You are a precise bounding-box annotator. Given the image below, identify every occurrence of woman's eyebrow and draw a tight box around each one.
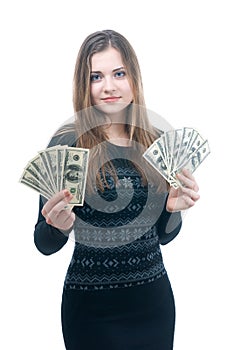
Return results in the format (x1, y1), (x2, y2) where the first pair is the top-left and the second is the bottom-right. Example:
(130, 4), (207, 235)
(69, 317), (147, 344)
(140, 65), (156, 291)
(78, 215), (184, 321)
(113, 66), (125, 72)
(91, 66), (125, 74)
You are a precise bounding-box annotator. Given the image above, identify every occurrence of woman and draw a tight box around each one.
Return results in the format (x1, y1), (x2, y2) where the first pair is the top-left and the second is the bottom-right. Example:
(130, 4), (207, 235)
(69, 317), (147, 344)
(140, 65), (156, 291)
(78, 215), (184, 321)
(34, 30), (200, 349)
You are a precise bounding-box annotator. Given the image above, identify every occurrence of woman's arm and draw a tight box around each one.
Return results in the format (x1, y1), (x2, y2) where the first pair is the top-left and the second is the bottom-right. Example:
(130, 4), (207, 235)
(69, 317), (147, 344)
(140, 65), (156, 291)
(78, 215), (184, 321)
(34, 127), (77, 255)
(34, 196), (70, 255)
(157, 199), (182, 245)
(158, 168), (200, 245)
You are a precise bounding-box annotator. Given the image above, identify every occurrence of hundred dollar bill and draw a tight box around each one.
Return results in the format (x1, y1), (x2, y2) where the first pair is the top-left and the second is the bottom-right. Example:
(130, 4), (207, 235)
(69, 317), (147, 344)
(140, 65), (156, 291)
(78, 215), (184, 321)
(176, 139), (210, 174)
(143, 141), (180, 188)
(62, 147), (89, 206)
(38, 147), (59, 193)
(25, 156), (54, 195)
(57, 145), (67, 191)
(143, 141), (172, 183)
(37, 150), (57, 193)
(171, 128), (182, 172)
(174, 127), (194, 171)
(44, 147), (59, 192)
(19, 169), (52, 199)
(164, 129), (176, 175)
(143, 127), (210, 189)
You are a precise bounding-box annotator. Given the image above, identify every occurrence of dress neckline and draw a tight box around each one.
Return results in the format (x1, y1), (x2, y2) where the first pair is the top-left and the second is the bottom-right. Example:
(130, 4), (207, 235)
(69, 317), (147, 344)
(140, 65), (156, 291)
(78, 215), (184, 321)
(106, 140), (133, 149)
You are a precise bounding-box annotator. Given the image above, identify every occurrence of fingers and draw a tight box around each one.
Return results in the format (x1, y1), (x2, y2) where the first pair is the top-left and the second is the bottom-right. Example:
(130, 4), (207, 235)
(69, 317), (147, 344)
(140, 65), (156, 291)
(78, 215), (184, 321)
(177, 168), (200, 207)
(177, 168), (199, 192)
(42, 189), (73, 215)
(41, 190), (75, 230)
(44, 204), (73, 226)
(56, 210), (75, 231)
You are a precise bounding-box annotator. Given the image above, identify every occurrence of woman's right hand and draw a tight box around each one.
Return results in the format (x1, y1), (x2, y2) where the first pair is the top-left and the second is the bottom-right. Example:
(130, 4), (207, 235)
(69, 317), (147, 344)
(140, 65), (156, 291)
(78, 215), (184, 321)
(41, 190), (75, 231)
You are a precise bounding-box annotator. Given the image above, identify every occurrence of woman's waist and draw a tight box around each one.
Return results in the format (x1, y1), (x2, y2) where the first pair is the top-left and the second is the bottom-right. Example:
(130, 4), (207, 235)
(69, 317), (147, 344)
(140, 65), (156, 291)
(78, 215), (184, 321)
(64, 238), (165, 290)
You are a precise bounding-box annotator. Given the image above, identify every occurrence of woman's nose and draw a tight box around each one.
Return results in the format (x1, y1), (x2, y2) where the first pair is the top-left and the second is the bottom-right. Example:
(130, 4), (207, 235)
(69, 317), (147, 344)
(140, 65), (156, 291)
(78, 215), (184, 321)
(103, 76), (116, 92)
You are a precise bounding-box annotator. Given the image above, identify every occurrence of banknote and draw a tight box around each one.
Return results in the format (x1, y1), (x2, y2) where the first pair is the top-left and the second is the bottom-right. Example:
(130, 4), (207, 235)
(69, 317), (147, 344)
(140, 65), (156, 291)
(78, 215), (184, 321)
(143, 141), (169, 181)
(19, 145), (89, 206)
(143, 127), (210, 188)
(62, 147), (89, 206)
(20, 170), (52, 199)
(177, 139), (210, 173)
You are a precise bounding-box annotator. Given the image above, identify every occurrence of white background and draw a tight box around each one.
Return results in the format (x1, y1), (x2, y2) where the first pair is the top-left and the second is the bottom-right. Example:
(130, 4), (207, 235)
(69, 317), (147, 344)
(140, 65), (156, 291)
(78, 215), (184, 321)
(0, 0), (233, 349)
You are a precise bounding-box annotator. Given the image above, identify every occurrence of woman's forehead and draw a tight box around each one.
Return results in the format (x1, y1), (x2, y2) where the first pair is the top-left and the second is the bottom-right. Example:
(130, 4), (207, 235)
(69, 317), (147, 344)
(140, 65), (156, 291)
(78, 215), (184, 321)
(91, 47), (124, 71)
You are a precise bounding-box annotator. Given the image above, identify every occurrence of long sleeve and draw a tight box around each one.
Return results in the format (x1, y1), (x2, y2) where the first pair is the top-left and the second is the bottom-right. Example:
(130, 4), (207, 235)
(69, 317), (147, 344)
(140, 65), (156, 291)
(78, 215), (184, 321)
(157, 196), (182, 245)
(33, 128), (76, 255)
(34, 197), (69, 255)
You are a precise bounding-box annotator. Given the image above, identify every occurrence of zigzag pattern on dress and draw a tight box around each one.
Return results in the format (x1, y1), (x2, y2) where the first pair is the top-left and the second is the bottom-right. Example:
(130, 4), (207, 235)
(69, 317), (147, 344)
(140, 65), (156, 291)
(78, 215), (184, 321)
(65, 271), (167, 291)
(65, 262), (165, 284)
(72, 160), (166, 246)
(65, 157), (168, 290)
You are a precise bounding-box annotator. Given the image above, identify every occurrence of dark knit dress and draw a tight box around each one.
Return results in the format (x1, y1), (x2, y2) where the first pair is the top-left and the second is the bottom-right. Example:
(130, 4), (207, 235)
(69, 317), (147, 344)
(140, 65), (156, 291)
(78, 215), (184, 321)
(34, 139), (182, 350)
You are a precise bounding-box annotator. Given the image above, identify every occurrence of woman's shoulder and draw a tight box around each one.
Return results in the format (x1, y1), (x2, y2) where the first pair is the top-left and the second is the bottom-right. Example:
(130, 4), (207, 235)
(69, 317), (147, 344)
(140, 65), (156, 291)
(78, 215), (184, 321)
(48, 123), (77, 148)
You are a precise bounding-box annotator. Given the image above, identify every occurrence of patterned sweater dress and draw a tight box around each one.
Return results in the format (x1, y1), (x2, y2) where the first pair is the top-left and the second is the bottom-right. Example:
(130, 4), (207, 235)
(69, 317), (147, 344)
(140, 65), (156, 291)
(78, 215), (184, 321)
(34, 137), (182, 350)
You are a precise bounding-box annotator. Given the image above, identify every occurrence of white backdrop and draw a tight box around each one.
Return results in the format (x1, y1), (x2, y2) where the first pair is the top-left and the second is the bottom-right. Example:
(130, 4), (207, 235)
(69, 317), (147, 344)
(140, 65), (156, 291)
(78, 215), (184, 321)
(1, 0), (233, 349)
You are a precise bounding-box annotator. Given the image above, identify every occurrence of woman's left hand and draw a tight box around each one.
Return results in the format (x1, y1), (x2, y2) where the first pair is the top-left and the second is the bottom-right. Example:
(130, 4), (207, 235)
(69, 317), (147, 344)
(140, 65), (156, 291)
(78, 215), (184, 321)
(166, 168), (200, 212)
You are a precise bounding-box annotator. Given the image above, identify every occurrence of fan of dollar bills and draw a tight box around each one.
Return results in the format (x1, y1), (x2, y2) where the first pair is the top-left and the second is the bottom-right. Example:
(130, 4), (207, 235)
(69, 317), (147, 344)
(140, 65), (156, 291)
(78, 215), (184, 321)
(143, 127), (210, 188)
(19, 145), (89, 206)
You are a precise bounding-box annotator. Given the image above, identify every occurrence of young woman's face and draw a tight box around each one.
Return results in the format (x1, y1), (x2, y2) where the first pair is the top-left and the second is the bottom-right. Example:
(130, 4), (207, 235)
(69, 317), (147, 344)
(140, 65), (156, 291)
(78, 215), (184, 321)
(90, 46), (133, 117)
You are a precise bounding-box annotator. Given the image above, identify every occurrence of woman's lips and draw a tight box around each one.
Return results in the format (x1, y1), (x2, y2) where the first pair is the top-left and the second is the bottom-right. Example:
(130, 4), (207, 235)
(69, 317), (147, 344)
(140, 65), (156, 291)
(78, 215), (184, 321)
(101, 97), (121, 103)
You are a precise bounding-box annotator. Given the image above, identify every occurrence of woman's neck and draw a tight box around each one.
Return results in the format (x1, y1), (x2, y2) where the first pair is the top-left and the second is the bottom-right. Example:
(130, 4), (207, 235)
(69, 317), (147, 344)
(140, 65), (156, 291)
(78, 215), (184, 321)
(105, 122), (130, 146)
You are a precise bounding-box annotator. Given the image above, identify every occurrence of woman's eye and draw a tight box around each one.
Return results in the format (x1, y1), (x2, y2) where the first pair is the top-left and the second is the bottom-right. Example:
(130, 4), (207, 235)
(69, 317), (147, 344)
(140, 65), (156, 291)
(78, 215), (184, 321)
(90, 74), (101, 82)
(114, 70), (126, 78)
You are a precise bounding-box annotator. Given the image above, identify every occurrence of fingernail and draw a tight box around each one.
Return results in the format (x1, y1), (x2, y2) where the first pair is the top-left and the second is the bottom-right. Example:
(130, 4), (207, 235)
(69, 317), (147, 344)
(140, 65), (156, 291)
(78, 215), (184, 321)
(63, 189), (70, 197)
(65, 193), (73, 202)
(41, 209), (46, 216)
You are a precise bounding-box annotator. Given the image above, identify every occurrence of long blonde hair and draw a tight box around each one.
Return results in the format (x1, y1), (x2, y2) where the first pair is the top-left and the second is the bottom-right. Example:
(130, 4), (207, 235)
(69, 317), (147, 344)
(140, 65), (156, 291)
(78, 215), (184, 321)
(57, 30), (166, 191)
